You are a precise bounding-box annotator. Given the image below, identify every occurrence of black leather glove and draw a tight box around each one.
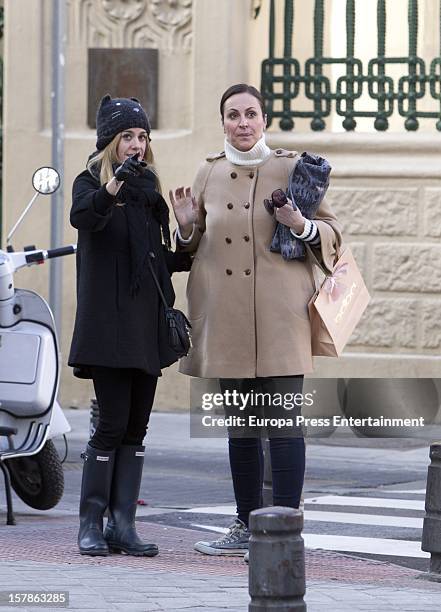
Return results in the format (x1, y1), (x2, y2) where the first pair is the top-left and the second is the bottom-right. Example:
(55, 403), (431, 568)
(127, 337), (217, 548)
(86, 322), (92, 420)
(272, 189), (289, 208)
(114, 153), (147, 181)
(264, 189), (297, 215)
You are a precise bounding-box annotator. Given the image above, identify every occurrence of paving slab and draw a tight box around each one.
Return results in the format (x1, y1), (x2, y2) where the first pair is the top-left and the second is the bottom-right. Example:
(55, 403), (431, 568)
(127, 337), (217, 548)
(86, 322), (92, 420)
(2, 408), (441, 610)
(1, 514), (441, 611)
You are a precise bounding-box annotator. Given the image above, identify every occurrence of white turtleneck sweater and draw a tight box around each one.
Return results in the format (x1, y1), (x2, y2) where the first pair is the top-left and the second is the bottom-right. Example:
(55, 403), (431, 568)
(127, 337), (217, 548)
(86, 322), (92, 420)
(224, 135), (271, 166)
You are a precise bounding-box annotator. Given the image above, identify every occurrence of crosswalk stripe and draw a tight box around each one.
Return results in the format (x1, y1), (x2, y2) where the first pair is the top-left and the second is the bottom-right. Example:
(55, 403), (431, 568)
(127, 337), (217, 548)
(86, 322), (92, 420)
(184, 505), (423, 528)
(187, 493), (428, 559)
(183, 505), (235, 515)
(305, 495), (425, 511)
(192, 525), (429, 559)
(381, 489), (425, 494)
(304, 534), (429, 558)
(305, 510), (422, 528)
(192, 524), (230, 534)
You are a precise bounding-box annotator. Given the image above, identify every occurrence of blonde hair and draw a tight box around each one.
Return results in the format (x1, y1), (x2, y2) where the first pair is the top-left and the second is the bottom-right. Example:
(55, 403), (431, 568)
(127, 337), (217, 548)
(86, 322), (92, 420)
(87, 132), (162, 193)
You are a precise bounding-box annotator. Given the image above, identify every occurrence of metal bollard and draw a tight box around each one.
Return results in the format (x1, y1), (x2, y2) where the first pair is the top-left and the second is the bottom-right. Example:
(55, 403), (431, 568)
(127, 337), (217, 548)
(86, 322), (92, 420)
(421, 442), (441, 582)
(248, 506), (306, 611)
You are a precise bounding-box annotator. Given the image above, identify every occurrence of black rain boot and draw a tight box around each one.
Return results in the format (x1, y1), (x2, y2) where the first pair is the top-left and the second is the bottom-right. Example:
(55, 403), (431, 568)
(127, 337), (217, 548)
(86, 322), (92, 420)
(104, 445), (158, 557)
(78, 444), (115, 556)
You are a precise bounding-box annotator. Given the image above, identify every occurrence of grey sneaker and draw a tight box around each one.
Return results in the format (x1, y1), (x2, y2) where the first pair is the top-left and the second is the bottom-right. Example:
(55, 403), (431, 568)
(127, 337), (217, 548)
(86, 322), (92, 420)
(194, 519), (250, 556)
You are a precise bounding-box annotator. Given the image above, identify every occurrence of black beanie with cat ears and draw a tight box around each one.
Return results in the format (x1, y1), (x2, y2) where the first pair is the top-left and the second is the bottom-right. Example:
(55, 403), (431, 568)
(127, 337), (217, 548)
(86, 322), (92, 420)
(95, 94), (151, 151)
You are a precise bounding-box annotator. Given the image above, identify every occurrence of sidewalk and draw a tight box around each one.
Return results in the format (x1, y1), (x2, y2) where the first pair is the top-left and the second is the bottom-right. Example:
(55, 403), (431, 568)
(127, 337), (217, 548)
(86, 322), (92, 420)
(0, 409), (440, 611)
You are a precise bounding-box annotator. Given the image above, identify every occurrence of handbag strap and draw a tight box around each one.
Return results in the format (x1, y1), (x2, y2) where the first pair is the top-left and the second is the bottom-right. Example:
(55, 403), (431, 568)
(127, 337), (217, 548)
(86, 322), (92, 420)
(147, 252), (170, 309)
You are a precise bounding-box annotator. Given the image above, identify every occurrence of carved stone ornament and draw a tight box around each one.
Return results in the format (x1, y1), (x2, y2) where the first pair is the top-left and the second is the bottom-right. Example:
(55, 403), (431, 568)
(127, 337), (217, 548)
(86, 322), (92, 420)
(66, 0), (193, 52)
(150, 0), (192, 29)
(101, 0), (147, 21)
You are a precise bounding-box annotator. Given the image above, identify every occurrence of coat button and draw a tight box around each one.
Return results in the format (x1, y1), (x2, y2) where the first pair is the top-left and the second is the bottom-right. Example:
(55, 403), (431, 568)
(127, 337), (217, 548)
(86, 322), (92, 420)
(248, 172), (254, 178)
(227, 202), (233, 209)
(243, 235), (250, 242)
(230, 172), (237, 179)
(225, 237), (232, 244)
(244, 202), (250, 209)
(245, 269), (251, 276)
(226, 269), (232, 275)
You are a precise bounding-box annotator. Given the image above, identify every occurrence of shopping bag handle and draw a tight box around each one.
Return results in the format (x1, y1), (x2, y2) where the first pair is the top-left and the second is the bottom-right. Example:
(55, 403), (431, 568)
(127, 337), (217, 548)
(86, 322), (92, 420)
(306, 239), (343, 274)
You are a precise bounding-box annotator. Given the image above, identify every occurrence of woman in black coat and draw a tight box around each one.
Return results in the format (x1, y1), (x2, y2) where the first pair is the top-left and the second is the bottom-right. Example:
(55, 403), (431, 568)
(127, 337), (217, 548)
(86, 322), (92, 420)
(69, 94), (189, 557)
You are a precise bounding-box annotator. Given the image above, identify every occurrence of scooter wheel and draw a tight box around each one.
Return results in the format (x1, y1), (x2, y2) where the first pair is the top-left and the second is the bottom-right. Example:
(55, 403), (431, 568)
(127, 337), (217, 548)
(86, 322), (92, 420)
(5, 440), (64, 510)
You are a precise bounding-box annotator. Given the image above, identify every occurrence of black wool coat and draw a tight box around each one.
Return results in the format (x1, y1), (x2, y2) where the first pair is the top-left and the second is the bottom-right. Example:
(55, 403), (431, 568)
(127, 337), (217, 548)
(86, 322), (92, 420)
(68, 168), (182, 378)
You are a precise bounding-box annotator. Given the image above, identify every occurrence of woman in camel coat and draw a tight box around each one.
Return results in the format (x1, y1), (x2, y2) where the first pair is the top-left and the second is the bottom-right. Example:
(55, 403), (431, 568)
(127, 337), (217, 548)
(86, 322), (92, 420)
(170, 83), (341, 557)
(178, 150), (339, 379)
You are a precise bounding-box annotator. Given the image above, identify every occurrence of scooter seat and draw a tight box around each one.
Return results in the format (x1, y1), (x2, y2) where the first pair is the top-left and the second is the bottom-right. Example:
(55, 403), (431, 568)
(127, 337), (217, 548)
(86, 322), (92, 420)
(0, 426), (18, 437)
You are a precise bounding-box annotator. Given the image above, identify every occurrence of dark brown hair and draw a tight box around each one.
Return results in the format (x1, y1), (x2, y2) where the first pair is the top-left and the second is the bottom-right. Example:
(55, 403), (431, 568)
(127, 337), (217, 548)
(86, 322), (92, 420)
(220, 83), (265, 121)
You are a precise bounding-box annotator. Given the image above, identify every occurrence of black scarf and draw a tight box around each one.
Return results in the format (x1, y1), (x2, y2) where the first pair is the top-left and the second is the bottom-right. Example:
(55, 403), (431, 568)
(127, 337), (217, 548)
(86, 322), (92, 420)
(87, 156), (171, 296)
(118, 169), (171, 296)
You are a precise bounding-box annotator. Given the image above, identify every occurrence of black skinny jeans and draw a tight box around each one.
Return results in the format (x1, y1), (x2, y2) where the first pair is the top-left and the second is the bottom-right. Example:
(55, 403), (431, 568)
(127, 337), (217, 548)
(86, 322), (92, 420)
(89, 366), (158, 451)
(219, 376), (305, 527)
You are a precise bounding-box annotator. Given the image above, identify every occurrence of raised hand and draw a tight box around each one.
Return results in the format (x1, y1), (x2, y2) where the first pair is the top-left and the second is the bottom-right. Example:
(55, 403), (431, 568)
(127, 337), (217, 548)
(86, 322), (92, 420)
(169, 186), (198, 237)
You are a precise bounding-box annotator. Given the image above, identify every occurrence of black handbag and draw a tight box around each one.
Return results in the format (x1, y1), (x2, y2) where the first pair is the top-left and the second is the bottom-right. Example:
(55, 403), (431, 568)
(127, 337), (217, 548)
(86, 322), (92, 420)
(147, 253), (192, 365)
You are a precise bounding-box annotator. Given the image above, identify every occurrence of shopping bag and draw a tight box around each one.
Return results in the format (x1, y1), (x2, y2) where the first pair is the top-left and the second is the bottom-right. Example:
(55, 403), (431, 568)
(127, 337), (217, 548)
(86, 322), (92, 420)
(308, 246), (370, 356)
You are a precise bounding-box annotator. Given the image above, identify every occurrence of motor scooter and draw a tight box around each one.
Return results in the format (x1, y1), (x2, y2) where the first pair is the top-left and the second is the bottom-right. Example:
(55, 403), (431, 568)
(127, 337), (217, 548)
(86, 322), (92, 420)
(0, 166), (76, 525)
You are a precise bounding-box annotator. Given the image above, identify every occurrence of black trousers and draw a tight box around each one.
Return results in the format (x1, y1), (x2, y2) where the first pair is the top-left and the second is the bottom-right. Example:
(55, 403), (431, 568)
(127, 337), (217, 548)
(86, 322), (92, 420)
(219, 376), (306, 527)
(89, 366), (158, 451)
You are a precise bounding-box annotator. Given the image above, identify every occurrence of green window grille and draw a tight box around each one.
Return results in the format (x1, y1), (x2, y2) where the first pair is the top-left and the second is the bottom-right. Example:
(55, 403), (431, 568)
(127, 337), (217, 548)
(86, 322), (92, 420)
(261, 0), (441, 131)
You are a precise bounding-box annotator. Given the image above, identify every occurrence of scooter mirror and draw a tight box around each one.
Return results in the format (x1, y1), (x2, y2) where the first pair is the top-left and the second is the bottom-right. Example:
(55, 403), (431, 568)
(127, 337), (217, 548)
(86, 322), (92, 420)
(32, 167), (60, 195)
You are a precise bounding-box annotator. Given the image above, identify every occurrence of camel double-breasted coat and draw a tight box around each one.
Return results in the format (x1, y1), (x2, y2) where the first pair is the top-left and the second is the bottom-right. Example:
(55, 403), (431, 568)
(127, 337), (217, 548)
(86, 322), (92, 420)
(178, 148), (342, 378)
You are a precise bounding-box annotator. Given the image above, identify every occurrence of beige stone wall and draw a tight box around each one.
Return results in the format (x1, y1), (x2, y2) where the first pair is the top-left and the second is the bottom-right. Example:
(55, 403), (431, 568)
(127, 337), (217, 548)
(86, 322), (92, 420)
(2, 1), (440, 412)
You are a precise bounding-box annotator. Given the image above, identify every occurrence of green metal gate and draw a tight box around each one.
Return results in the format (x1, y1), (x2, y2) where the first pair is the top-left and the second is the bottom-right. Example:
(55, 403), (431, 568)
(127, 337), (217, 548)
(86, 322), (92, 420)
(261, 0), (441, 131)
